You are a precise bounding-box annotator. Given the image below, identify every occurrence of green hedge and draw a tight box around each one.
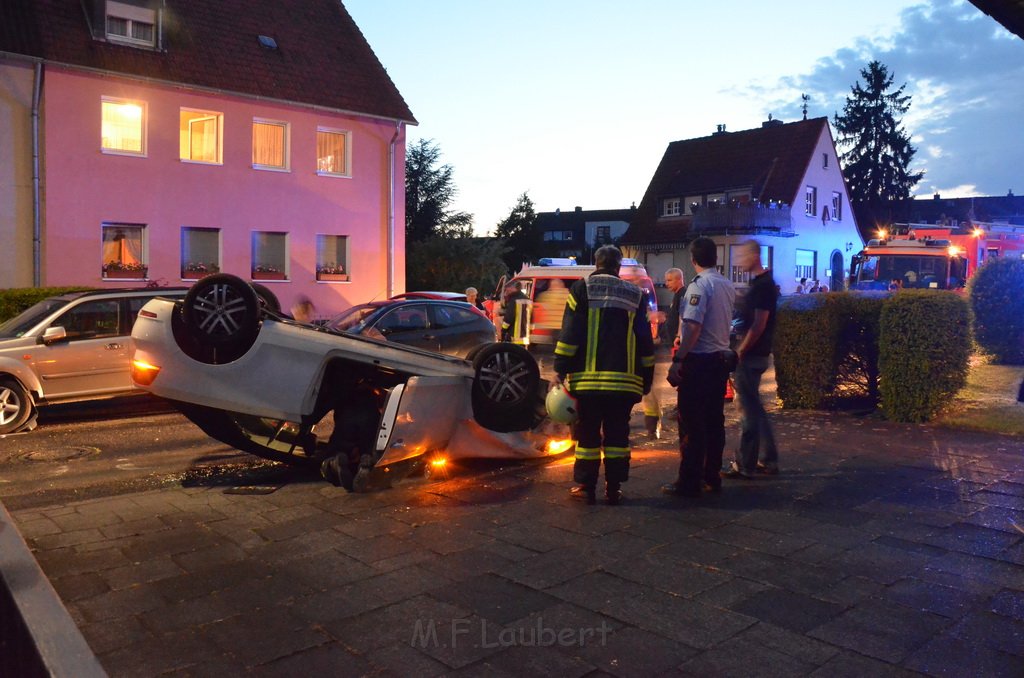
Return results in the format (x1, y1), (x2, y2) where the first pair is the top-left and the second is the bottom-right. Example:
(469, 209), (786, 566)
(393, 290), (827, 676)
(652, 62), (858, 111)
(773, 293), (843, 408)
(878, 290), (971, 423)
(775, 290), (970, 422)
(0, 287), (93, 323)
(968, 257), (1024, 364)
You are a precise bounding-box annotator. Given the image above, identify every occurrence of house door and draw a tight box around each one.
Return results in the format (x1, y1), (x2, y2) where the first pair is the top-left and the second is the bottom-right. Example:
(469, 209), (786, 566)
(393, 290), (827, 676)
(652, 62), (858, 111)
(830, 251), (844, 291)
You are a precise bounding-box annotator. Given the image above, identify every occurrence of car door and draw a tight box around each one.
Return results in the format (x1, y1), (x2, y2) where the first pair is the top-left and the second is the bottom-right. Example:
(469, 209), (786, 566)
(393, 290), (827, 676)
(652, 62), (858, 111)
(428, 302), (488, 358)
(32, 298), (128, 399)
(372, 304), (440, 353)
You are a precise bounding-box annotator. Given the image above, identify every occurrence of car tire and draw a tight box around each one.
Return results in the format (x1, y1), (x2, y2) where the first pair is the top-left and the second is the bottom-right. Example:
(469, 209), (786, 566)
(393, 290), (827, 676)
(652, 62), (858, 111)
(251, 283), (281, 314)
(470, 343), (543, 432)
(182, 274), (261, 351)
(0, 377), (33, 435)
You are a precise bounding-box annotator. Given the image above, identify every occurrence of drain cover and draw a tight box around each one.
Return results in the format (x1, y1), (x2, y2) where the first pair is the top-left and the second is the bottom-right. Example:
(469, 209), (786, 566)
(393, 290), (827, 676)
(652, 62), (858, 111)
(21, 446), (101, 462)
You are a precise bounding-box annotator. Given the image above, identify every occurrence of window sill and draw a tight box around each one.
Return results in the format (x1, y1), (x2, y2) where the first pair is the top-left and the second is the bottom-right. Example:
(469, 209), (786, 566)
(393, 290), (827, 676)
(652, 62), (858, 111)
(252, 165), (291, 173)
(180, 158), (223, 166)
(101, 149), (147, 158)
(316, 171), (352, 179)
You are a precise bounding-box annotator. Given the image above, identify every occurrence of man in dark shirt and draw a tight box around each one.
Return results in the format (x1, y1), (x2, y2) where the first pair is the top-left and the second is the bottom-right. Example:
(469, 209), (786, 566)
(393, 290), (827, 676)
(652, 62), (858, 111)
(663, 268), (685, 347)
(724, 239), (780, 478)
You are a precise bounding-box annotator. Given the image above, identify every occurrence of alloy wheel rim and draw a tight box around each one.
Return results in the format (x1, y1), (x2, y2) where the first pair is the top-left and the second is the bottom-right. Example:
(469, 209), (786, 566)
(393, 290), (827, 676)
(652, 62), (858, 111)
(191, 283), (249, 337)
(0, 387), (21, 426)
(478, 352), (531, 403)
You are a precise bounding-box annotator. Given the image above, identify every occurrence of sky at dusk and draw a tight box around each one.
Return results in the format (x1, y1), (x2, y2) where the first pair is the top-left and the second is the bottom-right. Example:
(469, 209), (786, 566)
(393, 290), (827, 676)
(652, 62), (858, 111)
(345, 0), (1024, 234)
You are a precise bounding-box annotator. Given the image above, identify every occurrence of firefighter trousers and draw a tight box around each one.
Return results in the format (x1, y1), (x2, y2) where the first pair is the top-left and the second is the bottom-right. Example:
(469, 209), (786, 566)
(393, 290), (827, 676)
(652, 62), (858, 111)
(572, 393), (637, 488)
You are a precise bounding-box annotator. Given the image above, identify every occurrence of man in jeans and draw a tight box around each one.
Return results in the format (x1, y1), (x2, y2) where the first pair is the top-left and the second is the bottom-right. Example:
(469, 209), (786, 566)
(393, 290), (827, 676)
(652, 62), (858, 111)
(724, 239), (779, 478)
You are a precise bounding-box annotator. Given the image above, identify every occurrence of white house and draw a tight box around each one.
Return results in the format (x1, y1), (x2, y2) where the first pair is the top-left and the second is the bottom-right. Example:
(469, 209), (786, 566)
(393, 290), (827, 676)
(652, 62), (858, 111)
(620, 117), (863, 301)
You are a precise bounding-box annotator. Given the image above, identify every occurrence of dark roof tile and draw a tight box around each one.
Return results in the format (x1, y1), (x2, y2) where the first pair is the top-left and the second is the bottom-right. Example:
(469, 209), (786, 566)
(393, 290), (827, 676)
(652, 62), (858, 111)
(0, 0), (415, 123)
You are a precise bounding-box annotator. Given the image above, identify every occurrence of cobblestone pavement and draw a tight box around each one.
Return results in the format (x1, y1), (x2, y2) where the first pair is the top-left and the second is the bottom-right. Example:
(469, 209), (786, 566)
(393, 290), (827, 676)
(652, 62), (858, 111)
(9, 356), (1024, 677)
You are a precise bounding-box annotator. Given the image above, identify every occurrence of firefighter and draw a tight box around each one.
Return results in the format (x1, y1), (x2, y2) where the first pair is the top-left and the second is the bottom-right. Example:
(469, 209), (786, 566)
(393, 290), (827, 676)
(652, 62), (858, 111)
(500, 281), (528, 342)
(554, 245), (655, 505)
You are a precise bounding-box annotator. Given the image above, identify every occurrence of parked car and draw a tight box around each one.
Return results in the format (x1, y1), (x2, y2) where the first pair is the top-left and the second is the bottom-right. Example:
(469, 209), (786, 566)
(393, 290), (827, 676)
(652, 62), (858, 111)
(389, 291), (468, 302)
(327, 299), (494, 358)
(129, 275), (557, 490)
(0, 287), (187, 434)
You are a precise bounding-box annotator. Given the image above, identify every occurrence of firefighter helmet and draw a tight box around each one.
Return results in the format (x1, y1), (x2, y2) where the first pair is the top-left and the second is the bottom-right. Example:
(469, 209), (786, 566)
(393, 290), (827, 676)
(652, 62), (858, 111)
(545, 383), (579, 425)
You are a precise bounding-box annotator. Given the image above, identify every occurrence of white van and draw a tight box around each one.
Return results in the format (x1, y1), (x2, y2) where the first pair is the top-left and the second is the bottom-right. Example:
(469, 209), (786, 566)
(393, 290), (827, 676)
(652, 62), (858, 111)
(503, 258), (659, 347)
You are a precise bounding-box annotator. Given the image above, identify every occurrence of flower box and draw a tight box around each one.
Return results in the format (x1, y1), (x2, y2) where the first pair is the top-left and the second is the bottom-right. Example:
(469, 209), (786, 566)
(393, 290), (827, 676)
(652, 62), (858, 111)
(103, 268), (148, 279)
(317, 273), (349, 282)
(181, 269), (217, 280)
(252, 271), (287, 281)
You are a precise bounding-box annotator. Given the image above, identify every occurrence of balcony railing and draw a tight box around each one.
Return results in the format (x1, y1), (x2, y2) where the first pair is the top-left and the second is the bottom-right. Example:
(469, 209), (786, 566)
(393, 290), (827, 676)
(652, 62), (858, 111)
(691, 203), (793, 234)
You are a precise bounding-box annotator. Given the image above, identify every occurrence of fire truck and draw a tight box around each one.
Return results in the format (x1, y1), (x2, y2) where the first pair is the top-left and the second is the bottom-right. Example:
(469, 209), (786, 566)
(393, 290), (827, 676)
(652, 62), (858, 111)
(849, 222), (1024, 291)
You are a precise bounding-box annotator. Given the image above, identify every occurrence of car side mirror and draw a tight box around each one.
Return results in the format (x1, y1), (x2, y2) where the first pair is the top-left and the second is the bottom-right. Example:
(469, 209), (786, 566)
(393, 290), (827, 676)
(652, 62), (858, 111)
(41, 326), (68, 345)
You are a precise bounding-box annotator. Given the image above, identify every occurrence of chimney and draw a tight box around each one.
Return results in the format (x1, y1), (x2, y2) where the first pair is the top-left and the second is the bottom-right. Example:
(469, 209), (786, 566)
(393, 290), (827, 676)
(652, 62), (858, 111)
(933, 193), (941, 200)
(575, 206), (582, 212)
(713, 124), (728, 135)
(762, 114), (783, 128)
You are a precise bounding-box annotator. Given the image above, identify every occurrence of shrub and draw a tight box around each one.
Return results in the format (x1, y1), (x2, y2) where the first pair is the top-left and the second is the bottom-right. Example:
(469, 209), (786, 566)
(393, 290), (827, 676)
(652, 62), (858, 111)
(0, 287), (93, 323)
(773, 293), (843, 408)
(968, 257), (1024, 364)
(832, 292), (886, 402)
(879, 290), (971, 422)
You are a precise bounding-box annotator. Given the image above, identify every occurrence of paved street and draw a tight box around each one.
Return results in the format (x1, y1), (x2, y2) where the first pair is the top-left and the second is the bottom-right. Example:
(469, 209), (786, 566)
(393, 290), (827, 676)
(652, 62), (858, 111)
(7, 357), (1024, 677)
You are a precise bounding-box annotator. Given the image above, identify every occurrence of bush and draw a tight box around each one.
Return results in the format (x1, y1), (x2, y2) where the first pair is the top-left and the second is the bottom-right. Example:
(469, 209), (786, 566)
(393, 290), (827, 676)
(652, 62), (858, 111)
(0, 287), (93, 323)
(773, 293), (843, 408)
(879, 290), (971, 422)
(968, 257), (1024, 364)
(832, 292), (886, 402)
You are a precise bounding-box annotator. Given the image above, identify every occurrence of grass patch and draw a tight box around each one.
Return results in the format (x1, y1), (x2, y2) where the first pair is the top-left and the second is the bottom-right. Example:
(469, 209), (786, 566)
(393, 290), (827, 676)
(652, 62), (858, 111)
(934, 356), (1024, 436)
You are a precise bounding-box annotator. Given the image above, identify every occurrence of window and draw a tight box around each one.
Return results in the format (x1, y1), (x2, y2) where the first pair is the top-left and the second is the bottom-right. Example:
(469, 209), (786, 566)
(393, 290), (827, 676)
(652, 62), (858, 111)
(101, 223), (147, 279)
(715, 244), (726, 274)
(684, 195), (702, 215)
(101, 98), (146, 155)
(596, 225), (611, 243)
(662, 198), (681, 217)
(707, 193), (726, 207)
(823, 152), (829, 169)
(180, 109), (223, 164)
(805, 186), (817, 216)
(252, 119), (289, 170)
(251, 232), (288, 280)
(56, 300), (121, 341)
(316, 234), (349, 281)
(105, 1), (155, 47)
(378, 305), (429, 334)
(316, 129), (350, 176)
(431, 304), (478, 329)
(795, 249), (817, 281)
(831, 192), (842, 221)
(729, 244), (772, 284)
(181, 227), (221, 279)
(561, 231), (573, 241)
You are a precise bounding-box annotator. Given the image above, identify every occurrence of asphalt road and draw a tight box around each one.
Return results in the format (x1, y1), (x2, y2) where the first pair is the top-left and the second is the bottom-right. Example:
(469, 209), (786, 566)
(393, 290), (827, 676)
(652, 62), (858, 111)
(0, 395), (289, 511)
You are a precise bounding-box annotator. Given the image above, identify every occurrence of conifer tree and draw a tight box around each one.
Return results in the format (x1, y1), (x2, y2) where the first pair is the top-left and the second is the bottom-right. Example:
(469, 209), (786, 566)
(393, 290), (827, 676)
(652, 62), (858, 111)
(833, 61), (924, 208)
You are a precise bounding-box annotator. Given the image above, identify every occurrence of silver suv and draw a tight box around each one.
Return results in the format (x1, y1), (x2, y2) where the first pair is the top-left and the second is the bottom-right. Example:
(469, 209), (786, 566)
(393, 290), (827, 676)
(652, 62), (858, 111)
(0, 287), (186, 434)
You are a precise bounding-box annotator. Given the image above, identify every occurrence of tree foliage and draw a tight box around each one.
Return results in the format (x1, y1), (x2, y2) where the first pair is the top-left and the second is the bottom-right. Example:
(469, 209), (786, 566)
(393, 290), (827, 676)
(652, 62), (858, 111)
(405, 236), (509, 296)
(493, 192), (542, 272)
(405, 139), (473, 243)
(968, 257), (1024, 364)
(833, 61), (924, 208)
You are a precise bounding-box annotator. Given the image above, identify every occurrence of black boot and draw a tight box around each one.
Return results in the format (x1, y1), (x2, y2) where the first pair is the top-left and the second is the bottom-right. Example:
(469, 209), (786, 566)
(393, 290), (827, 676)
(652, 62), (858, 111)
(606, 482), (622, 506)
(569, 485), (596, 505)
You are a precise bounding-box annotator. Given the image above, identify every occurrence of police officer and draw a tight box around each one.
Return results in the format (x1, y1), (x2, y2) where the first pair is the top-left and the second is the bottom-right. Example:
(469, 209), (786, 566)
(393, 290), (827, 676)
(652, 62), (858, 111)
(555, 245), (655, 505)
(663, 236), (736, 497)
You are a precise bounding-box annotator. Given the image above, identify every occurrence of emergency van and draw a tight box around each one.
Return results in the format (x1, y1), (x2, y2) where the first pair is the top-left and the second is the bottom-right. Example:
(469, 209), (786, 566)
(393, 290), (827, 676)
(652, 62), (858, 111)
(499, 258), (659, 347)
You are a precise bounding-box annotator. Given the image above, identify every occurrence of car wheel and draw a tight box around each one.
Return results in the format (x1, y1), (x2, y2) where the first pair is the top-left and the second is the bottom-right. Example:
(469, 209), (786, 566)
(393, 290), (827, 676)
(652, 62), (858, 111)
(470, 343), (543, 432)
(251, 283), (281, 314)
(182, 274), (261, 350)
(0, 378), (33, 435)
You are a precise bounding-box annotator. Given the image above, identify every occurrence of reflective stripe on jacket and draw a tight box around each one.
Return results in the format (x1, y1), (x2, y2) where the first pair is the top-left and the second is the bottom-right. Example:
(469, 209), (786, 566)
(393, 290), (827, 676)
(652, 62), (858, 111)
(554, 273), (655, 398)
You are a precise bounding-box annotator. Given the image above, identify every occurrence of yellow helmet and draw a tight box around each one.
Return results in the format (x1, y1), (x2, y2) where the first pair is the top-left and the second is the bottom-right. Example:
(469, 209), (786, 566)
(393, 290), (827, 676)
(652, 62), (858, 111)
(545, 383), (579, 424)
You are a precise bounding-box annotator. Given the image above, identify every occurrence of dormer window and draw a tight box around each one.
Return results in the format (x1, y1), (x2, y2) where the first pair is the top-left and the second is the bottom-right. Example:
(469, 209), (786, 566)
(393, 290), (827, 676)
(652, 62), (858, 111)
(106, 1), (156, 47)
(662, 198), (681, 217)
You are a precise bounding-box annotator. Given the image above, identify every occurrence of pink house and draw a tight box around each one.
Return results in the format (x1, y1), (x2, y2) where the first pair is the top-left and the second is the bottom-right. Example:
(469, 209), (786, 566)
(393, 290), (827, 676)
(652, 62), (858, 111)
(0, 0), (415, 316)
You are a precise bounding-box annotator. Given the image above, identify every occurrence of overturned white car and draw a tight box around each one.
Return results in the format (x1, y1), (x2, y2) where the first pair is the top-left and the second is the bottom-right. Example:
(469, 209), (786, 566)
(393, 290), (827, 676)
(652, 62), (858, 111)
(130, 275), (565, 490)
